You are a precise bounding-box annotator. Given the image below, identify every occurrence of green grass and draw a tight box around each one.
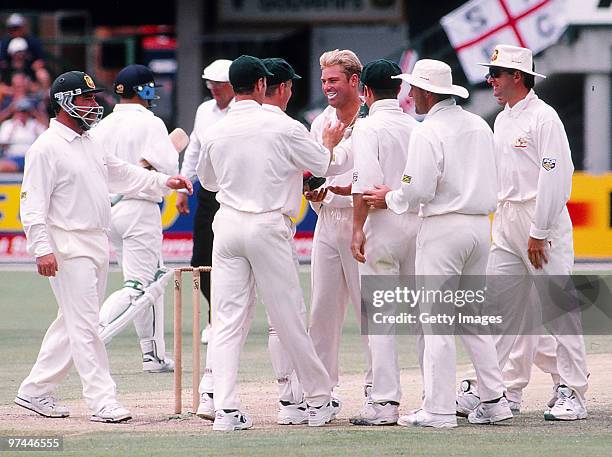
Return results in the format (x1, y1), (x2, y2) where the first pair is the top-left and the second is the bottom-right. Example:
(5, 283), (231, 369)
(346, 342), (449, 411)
(2, 269), (612, 457)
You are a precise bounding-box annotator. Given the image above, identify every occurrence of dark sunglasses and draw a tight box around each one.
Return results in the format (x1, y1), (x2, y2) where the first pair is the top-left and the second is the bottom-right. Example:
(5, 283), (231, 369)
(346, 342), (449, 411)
(486, 67), (516, 79)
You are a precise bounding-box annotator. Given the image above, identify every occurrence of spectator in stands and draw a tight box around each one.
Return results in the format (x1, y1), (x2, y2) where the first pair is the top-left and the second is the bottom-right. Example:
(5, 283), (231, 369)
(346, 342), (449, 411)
(0, 72), (48, 124)
(0, 97), (45, 172)
(0, 13), (49, 87)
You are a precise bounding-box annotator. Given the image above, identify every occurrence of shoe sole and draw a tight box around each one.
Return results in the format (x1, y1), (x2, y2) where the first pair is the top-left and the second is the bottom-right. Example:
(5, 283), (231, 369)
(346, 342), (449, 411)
(468, 414), (513, 424)
(308, 414), (333, 427)
(397, 418), (457, 428)
(196, 411), (215, 421)
(544, 412), (587, 421)
(14, 397), (69, 418)
(90, 414), (132, 423)
(212, 423), (253, 431)
(278, 418), (309, 425)
(349, 417), (398, 426)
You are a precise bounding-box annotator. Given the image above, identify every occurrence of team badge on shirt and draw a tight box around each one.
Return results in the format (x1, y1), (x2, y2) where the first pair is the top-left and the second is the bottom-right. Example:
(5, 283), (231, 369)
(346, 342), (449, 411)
(352, 171), (358, 183)
(513, 137), (528, 148)
(542, 158), (556, 171)
(402, 175), (412, 184)
(20, 191), (27, 200)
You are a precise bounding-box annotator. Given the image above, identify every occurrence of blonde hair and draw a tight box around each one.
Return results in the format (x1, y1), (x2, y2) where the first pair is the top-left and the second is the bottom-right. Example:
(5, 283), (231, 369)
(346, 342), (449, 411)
(319, 49), (363, 79)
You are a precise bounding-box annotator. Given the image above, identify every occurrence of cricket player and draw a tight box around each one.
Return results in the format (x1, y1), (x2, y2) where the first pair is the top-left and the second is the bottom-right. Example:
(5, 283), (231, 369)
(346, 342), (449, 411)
(196, 55), (334, 431)
(346, 60), (420, 426)
(364, 59), (512, 428)
(307, 49), (373, 408)
(176, 59), (234, 345)
(15, 71), (192, 423)
(467, 44), (588, 421)
(94, 64), (177, 373)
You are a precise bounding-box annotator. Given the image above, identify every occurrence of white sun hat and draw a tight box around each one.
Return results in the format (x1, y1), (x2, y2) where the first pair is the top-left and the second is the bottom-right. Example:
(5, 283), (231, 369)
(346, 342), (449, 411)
(201, 59), (232, 82)
(478, 44), (546, 78)
(7, 37), (28, 55)
(392, 59), (469, 99)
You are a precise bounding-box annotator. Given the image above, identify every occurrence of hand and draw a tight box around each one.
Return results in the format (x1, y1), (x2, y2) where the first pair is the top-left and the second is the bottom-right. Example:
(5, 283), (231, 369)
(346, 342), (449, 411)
(176, 192), (190, 215)
(304, 187), (328, 202)
(362, 184), (391, 209)
(527, 237), (549, 270)
(351, 229), (366, 263)
(327, 183), (352, 196)
(166, 175), (193, 195)
(36, 253), (58, 277)
(322, 120), (346, 151)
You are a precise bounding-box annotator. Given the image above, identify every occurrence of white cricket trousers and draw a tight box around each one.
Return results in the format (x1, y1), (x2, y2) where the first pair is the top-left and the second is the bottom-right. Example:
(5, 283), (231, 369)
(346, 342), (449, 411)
(418, 214), (506, 415)
(18, 227), (117, 413)
(106, 199), (167, 357)
(360, 210), (421, 403)
(209, 206), (331, 410)
(488, 200), (588, 406)
(309, 206), (373, 391)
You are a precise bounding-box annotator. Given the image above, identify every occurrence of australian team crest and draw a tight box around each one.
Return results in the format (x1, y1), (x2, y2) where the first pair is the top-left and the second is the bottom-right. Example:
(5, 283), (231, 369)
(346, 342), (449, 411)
(542, 158), (556, 171)
(513, 137), (528, 148)
(401, 174), (412, 184)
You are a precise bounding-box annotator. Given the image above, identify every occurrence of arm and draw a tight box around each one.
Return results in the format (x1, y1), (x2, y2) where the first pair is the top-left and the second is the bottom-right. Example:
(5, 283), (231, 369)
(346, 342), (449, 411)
(352, 194), (368, 263)
(381, 130), (440, 214)
(195, 142), (220, 193)
(288, 122), (331, 177)
(324, 137), (354, 177)
(142, 118), (180, 176)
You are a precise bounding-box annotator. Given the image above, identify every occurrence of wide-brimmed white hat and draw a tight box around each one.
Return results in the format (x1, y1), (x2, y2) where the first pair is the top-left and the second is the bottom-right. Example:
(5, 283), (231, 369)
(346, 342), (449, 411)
(392, 59), (469, 99)
(202, 59), (232, 82)
(478, 44), (546, 78)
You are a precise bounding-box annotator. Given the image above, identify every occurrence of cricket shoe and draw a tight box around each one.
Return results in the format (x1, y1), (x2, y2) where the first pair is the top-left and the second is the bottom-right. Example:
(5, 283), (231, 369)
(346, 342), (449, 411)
(507, 400), (521, 415)
(196, 392), (215, 421)
(363, 384), (373, 408)
(330, 396), (342, 419)
(201, 323), (212, 345)
(456, 380), (480, 417)
(308, 401), (335, 427)
(544, 386), (587, 421)
(14, 394), (69, 418)
(349, 402), (399, 426)
(547, 384), (560, 409)
(277, 401), (308, 425)
(398, 409), (457, 429)
(468, 397), (513, 424)
(142, 353), (174, 373)
(212, 410), (253, 431)
(90, 403), (132, 423)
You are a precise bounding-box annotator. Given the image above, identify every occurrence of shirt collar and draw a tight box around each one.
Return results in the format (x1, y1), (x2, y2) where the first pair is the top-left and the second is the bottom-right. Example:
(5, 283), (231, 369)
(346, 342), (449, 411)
(214, 98), (234, 113)
(228, 99), (263, 113)
(505, 89), (537, 117)
(113, 103), (153, 115)
(49, 118), (81, 143)
(368, 98), (402, 116)
(425, 97), (457, 119)
(262, 103), (285, 115)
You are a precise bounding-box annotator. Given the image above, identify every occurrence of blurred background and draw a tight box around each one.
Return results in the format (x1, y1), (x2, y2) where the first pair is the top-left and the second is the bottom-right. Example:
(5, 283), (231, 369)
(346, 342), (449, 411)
(0, 0), (610, 262)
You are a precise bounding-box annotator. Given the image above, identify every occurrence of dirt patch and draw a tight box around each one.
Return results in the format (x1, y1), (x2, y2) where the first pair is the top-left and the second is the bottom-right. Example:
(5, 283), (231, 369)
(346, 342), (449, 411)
(2, 353), (611, 434)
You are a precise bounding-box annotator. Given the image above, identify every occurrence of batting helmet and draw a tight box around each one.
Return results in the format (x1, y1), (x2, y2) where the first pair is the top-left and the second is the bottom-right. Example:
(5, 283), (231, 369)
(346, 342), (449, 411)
(114, 64), (161, 105)
(50, 71), (104, 130)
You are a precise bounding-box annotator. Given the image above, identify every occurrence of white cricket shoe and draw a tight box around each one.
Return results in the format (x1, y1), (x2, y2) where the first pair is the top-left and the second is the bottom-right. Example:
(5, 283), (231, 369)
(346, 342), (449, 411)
(508, 400), (521, 415)
(363, 385), (373, 407)
(212, 410), (253, 431)
(308, 401), (335, 427)
(330, 396), (342, 419)
(398, 409), (457, 429)
(196, 392), (215, 421)
(201, 324), (212, 345)
(142, 353), (174, 373)
(468, 397), (513, 424)
(349, 402), (399, 426)
(277, 401), (308, 425)
(14, 394), (69, 418)
(90, 403), (132, 423)
(456, 380), (479, 417)
(544, 386), (587, 421)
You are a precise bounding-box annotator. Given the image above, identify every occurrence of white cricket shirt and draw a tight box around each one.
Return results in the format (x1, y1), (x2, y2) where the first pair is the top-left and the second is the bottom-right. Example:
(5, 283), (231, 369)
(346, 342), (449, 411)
(20, 119), (171, 257)
(91, 103), (178, 202)
(386, 98), (498, 217)
(351, 99), (418, 194)
(180, 98), (231, 182)
(196, 100), (329, 219)
(493, 90), (574, 239)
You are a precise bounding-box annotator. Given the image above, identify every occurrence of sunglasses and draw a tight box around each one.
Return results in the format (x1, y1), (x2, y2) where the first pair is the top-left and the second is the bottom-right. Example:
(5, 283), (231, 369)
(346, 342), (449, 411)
(486, 67), (517, 79)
